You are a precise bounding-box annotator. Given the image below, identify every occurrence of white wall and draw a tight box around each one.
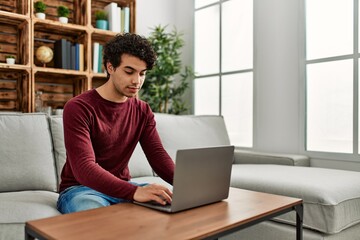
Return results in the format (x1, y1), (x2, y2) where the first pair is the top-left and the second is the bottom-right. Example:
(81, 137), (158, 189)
(136, 0), (360, 171)
(253, 0), (301, 154)
(136, 0), (176, 36)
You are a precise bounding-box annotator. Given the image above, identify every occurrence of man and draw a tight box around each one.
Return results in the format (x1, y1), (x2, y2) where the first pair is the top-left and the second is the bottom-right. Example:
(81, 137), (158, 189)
(57, 33), (175, 214)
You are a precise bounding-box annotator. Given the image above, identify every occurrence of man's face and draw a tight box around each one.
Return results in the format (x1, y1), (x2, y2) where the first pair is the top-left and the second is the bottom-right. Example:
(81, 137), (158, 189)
(107, 54), (147, 101)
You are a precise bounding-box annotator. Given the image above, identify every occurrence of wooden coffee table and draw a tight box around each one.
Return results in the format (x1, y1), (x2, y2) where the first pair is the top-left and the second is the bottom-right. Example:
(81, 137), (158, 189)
(25, 188), (303, 240)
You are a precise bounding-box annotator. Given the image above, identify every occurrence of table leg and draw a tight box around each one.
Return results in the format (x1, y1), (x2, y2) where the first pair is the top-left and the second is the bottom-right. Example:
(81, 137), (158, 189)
(25, 226), (39, 240)
(25, 232), (35, 240)
(295, 204), (303, 240)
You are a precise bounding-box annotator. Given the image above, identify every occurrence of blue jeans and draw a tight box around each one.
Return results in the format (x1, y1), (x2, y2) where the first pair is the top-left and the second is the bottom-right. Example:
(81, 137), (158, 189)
(57, 183), (147, 214)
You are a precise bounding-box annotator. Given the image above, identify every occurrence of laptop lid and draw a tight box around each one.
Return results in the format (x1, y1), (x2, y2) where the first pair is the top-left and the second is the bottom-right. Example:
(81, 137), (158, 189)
(135, 145), (234, 213)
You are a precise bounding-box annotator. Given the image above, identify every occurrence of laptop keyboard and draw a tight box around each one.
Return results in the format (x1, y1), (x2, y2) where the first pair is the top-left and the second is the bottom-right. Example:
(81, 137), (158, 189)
(148, 200), (171, 207)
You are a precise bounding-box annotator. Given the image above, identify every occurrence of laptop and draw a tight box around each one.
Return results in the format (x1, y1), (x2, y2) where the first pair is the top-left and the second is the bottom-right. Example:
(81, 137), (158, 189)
(134, 145), (234, 213)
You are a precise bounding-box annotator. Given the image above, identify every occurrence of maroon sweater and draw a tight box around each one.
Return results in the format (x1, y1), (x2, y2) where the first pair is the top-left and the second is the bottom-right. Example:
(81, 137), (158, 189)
(59, 89), (175, 200)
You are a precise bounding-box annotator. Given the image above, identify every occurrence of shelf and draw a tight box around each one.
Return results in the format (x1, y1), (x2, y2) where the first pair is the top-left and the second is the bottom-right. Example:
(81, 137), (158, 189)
(92, 27), (117, 36)
(34, 71), (87, 110)
(0, 15), (30, 65)
(33, 0), (87, 25)
(91, 72), (107, 78)
(91, 0), (136, 32)
(0, 63), (31, 71)
(33, 18), (88, 32)
(33, 66), (88, 75)
(0, 10), (29, 20)
(0, 0), (136, 112)
(92, 75), (107, 89)
(33, 21), (88, 69)
(0, 0), (29, 16)
(0, 68), (30, 112)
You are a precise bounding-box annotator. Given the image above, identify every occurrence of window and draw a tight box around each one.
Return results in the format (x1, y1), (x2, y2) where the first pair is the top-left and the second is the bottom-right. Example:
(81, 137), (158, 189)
(194, 0), (253, 147)
(305, 0), (359, 155)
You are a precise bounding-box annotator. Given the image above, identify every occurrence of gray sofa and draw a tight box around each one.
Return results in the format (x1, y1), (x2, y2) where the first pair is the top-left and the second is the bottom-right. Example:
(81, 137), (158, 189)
(1, 113), (360, 240)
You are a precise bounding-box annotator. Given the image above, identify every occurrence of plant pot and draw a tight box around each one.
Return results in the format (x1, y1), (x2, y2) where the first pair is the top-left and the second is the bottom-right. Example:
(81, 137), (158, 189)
(35, 12), (46, 19)
(6, 58), (15, 64)
(59, 17), (68, 24)
(96, 20), (108, 30)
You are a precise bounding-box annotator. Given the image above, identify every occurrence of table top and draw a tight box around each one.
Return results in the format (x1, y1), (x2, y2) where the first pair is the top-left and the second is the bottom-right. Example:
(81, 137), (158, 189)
(26, 188), (302, 240)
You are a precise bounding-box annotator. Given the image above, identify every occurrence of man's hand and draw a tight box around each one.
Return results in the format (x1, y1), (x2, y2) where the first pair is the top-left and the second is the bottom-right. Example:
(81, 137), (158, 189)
(133, 184), (172, 205)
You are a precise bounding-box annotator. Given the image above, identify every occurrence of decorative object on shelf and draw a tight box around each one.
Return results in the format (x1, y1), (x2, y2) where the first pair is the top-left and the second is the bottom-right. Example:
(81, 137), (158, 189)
(34, 1), (46, 19)
(140, 25), (195, 115)
(35, 46), (53, 67)
(57, 6), (69, 24)
(34, 91), (43, 112)
(95, 10), (108, 30)
(5, 55), (15, 64)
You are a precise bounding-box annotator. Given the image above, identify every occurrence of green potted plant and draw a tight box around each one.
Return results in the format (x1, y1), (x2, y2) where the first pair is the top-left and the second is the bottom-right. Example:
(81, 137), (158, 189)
(95, 10), (108, 30)
(57, 5), (69, 24)
(140, 25), (194, 114)
(5, 55), (15, 64)
(34, 1), (46, 19)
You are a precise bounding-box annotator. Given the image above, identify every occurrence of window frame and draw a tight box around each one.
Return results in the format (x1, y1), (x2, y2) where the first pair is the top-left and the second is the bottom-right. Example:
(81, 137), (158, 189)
(193, 0), (254, 148)
(301, 0), (360, 162)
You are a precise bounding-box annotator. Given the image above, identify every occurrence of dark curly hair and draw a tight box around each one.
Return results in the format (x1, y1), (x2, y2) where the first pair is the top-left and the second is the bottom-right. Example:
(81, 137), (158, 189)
(103, 33), (157, 79)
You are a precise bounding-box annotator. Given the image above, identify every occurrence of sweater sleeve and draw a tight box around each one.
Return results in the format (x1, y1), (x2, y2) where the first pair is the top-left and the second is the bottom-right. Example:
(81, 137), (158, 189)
(140, 112), (175, 185)
(62, 100), (138, 200)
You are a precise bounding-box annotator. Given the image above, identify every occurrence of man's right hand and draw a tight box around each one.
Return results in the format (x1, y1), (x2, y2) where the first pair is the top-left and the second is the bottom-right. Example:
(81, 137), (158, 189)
(133, 183), (172, 205)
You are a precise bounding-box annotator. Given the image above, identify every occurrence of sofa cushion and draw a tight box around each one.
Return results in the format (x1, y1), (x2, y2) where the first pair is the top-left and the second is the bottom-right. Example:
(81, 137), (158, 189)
(0, 191), (60, 223)
(230, 164), (360, 234)
(221, 219), (360, 240)
(234, 149), (310, 166)
(49, 116), (154, 179)
(0, 113), (57, 192)
(154, 114), (231, 160)
(0, 223), (25, 240)
(49, 115), (66, 185)
(128, 143), (155, 178)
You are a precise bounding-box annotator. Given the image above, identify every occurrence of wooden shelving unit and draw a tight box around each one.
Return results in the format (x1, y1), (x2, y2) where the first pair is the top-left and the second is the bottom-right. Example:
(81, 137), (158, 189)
(0, 0), (136, 112)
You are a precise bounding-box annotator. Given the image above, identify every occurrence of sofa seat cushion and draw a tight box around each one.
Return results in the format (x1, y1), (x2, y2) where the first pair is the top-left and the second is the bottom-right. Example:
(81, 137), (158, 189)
(221, 220), (360, 240)
(230, 164), (360, 234)
(0, 191), (60, 223)
(0, 113), (57, 192)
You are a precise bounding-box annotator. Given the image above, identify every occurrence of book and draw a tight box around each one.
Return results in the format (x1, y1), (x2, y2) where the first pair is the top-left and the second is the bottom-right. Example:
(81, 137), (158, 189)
(121, 8), (125, 32)
(54, 39), (67, 69)
(66, 40), (71, 69)
(123, 7), (130, 33)
(75, 43), (79, 71)
(79, 43), (84, 71)
(98, 44), (103, 73)
(70, 44), (76, 70)
(117, 6), (121, 32)
(105, 2), (121, 32)
(93, 42), (100, 73)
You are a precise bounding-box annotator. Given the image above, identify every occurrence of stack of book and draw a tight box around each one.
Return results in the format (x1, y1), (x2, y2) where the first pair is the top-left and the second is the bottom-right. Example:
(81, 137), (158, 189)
(54, 39), (84, 71)
(104, 2), (130, 33)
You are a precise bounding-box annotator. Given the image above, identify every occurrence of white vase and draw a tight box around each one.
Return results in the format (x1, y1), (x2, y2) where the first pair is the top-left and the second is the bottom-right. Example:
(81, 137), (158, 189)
(35, 12), (46, 19)
(59, 17), (68, 24)
(6, 58), (15, 64)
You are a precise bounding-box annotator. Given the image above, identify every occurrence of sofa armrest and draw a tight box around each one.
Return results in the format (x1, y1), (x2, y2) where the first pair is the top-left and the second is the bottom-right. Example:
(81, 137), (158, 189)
(233, 148), (310, 166)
